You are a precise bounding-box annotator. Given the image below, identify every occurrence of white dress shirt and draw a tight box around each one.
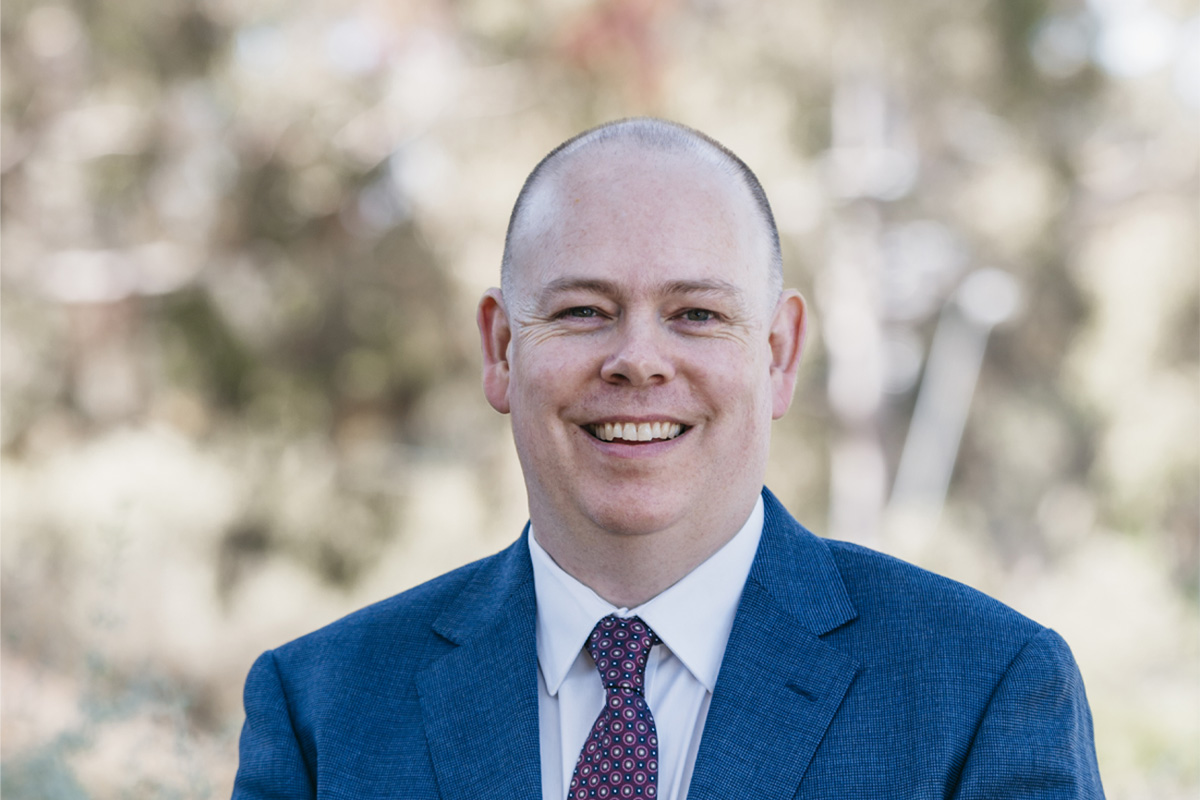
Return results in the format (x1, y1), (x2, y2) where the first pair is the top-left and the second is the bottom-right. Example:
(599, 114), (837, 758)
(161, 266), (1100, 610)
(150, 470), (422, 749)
(529, 496), (764, 800)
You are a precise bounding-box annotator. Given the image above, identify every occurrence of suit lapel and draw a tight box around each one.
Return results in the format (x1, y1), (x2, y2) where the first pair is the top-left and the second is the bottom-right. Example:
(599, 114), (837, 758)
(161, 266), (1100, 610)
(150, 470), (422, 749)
(687, 490), (861, 800)
(416, 534), (542, 800)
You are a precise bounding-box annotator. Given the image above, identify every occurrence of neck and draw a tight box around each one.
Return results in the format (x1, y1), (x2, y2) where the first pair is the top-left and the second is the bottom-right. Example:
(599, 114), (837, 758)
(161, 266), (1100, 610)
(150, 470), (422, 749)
(530, 496), (758, 608)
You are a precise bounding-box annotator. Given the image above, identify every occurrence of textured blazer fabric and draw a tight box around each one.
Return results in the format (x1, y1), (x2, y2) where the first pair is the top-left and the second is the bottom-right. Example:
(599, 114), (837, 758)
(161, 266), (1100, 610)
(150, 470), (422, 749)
(233, 488), (1105, 799)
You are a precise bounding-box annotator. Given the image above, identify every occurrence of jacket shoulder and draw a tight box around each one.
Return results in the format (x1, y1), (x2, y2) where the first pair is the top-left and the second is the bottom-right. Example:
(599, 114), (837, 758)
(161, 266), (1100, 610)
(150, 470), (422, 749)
(266, 537), (525, 686)
(829, 538), (1037, 621)
(821, 537), (1045, 669)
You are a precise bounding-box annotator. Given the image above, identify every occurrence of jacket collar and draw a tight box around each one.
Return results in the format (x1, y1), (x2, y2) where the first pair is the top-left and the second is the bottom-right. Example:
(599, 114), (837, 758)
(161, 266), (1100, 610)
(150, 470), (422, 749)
(750, 487), (858, 635)
(687, 488), (861, 798)
(417, 528), (543, 800)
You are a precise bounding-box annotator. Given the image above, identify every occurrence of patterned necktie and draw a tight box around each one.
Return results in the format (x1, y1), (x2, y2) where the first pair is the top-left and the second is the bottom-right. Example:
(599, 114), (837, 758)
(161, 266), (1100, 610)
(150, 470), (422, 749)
(568, 614), (661, 800)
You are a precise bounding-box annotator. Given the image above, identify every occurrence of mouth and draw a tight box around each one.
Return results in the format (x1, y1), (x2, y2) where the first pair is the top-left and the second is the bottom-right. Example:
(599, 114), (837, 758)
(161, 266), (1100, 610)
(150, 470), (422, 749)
(583, 421), (689, 443)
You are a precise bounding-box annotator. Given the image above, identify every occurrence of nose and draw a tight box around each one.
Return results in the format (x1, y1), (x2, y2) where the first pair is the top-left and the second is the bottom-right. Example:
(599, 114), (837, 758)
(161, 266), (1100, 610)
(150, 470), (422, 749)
(600, 315), (676, 386)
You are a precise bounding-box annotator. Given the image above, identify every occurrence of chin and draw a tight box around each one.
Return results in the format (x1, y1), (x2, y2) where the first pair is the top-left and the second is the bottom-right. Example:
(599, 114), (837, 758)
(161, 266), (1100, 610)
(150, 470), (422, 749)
(578, 491), (690, 537)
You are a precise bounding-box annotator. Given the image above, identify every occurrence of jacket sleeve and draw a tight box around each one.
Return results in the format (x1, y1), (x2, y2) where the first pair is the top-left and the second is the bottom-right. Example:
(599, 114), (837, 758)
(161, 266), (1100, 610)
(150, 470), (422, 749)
(953, 627), (1105, 799)
(231, 650), (315, 800)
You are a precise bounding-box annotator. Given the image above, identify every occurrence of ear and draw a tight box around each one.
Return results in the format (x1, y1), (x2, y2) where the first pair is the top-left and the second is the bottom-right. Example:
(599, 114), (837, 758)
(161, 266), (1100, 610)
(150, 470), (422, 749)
(477, 288), (513, 414)
(768, 289), (808, 419)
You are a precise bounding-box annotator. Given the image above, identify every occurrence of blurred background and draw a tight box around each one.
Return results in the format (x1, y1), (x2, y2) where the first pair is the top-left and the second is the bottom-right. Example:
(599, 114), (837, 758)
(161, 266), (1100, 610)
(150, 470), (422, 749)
(1, 0), (1196, 796)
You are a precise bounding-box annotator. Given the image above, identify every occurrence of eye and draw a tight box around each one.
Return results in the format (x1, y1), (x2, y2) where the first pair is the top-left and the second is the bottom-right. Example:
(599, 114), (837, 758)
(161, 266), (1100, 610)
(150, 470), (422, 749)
(680, 308), (717, 322)
(560, 306), (601, 319)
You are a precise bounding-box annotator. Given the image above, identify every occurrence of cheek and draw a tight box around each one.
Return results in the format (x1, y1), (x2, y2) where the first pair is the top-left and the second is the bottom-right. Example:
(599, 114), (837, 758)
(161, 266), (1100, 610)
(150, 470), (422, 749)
(528, 328), (611, 371)
(695, 347), (773, 402)
(516, 349), (570, 384)
(509, 343), (591, 415)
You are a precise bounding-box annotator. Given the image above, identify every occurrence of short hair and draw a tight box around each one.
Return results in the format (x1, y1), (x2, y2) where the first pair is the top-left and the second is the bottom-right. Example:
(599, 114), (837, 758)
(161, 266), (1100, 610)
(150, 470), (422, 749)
(500, 118), (783, 301)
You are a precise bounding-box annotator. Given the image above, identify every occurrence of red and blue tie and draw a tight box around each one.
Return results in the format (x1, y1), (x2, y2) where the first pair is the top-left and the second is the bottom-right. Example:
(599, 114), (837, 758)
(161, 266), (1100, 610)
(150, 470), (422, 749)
(568, 615), (661, 800)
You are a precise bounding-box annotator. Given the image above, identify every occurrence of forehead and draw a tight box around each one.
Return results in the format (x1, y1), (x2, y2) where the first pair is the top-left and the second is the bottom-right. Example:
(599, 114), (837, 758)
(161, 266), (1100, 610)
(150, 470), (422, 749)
(512, 146), (771, 301)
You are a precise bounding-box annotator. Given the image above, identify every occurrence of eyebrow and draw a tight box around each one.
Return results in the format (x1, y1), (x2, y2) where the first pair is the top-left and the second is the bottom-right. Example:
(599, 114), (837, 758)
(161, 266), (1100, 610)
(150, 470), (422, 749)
(540, 276), (744, 300)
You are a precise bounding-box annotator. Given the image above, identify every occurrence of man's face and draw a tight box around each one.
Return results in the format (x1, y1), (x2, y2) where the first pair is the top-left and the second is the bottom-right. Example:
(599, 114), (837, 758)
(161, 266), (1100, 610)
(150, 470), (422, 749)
(479, 147), (806, 543)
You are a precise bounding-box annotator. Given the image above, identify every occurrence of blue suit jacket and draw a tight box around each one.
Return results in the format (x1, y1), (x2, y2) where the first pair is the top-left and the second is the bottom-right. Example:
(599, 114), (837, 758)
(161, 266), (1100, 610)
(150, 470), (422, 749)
(233, 488), (1104, 798)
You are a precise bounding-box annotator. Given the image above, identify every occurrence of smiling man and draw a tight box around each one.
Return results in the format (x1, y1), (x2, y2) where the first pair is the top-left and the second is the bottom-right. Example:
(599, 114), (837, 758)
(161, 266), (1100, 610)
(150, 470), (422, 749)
(233, 119), (1105, 799)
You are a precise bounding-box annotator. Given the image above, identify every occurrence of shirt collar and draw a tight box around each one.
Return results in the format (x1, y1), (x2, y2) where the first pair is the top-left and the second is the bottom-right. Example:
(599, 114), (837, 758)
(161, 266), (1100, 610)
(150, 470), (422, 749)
(530, 495), (764, 696)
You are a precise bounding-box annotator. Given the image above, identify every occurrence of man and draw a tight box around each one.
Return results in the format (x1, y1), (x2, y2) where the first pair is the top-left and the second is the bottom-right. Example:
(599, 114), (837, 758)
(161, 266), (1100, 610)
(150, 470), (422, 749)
(233, 119), (1104, 799)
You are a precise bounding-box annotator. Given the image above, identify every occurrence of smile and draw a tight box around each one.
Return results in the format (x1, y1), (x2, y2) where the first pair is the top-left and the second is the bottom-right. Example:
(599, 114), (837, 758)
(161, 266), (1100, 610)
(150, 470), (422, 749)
(584, 421), (687, 443)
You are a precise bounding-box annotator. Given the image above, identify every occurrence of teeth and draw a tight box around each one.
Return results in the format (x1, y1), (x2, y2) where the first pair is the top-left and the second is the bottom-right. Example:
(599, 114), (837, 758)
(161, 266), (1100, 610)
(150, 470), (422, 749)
(588, 422), (684, 442)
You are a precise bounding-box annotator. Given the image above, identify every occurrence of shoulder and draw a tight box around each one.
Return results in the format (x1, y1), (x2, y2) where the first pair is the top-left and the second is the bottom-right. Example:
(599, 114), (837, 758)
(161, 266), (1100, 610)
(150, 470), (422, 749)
(758, 499), (1101, 789)
(259, 537), (526, 695)
(235, 538), (532, 789)
(818, 537), (1057, 685)
(814, 537), (1092, 748)
(826, 538), (1040, 638)
(758, 489), (1043, 652)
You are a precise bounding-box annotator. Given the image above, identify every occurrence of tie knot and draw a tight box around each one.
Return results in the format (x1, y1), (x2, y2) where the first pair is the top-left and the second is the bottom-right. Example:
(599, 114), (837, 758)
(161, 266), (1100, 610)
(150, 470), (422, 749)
(586, 614), (659, 695)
